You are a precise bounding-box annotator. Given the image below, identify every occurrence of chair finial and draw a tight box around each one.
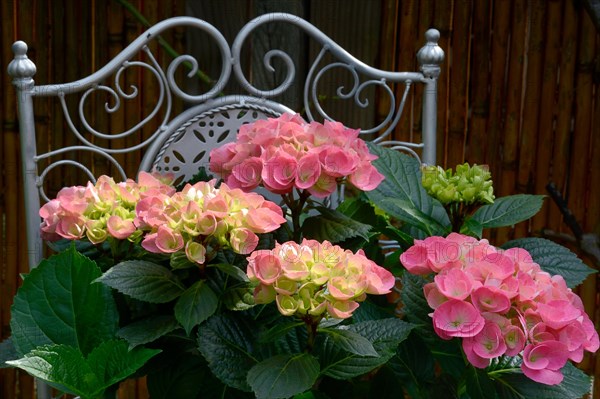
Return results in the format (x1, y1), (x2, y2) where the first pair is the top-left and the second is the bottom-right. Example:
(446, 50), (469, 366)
(8, 41), (37, 89)
(417, 29), (444, 79)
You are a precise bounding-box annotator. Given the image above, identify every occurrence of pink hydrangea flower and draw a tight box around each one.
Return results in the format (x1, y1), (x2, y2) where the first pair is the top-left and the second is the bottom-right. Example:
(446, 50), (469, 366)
(400, 233), (599, 385)
(208, 114), (383, 197)
(39, 173), (286, 266)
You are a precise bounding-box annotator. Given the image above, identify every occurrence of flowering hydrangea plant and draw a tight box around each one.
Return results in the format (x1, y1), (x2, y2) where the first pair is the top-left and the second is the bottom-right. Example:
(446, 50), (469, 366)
(3, 115), (597, 399)
(401, 233), (599, 385)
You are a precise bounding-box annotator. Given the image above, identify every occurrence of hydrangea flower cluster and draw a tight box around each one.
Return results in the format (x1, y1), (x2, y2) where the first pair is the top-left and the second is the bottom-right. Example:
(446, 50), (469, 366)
(137, 180), (286, 262)
(40, 172), (176, 243)
(209, 113), (384, 198)
(247, 239), (395, 319)
(40, 173), (286, 264)
(400, 233), (599, 385)
(422, 163), (494, 205)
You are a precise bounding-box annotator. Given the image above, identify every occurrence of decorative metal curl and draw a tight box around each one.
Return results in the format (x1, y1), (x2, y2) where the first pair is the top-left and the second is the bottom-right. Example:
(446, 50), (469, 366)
(36, 145), (128, 202)
(306, 58), (414, 140)
(73, 60), (165, 141)
(37, 160), (96, 202)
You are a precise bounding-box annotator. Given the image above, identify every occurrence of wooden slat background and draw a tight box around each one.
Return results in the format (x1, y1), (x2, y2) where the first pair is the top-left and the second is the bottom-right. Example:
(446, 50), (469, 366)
(1, 0), (599, 398)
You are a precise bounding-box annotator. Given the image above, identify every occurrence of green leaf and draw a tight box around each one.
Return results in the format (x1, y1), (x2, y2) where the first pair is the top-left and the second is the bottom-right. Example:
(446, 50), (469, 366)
(382, 225), (414, 249)
(400, 273), (435, 337)
(466, 366), (498, 399)
(365, 144), (450, 233)
(86, 340), (161, 391)
(399, 274), (467, 377)
(472, 194), (544, 228)
(208, 263), (250, 282)
(7, 341), (159, 398)
(147, 350), (253, 399)
(247, 353), (319, 399)
(175, 281), (219, 335)
(259, 321), (305, 344)
(10, 247), (118, 356)
(492, 362), (591, 399)
(8, 344), (96, 396)
(318, 318), (414, 379)
(318, 328), (379, 357)
(351, 299), (395, 323)
(387, 334), (435, 399)
(378, 198), (448, 236)
(0, 338), (18, 368)
(117, 316), (180, 348)
(302, 206), (372, 242)
(293, 391), (331, 399)
(96, 260), (185, 303)
(222, 287), (256, 311)
(197, 314), (259, 391)
(170, 251), (196, 270)
(501, 238), (596, 288)
(461, 216), (484, 238)
(368, 365), (407, 399)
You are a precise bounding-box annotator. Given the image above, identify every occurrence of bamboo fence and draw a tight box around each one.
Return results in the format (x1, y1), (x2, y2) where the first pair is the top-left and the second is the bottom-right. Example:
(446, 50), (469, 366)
(1, 0), (599, 398)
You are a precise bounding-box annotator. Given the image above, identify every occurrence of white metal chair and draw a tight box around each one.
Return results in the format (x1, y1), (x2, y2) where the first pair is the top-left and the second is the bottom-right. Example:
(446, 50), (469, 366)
(8, 13), (443, 399)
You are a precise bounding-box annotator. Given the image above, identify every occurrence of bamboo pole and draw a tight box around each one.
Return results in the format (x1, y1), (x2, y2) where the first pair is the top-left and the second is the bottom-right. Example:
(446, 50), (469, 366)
(515, 0), (546, 238)
(465, 0), (490, 165)
(585, 37), (600, 236)
(566, 9), (594, 226)
(547, 0), (578, 234)
(125, 0), (143, 178)
(484, 0), (510, 242)
(107, 0), (126, 176)
(141, 0), (160, 170)
(393, 0), (418, 143)
(445, 0), (472, 169)
(377, 0), (399, 140)
(496, 0), (527, 245)
(531, 0), (562, 233)
(583, 28), (600, 398)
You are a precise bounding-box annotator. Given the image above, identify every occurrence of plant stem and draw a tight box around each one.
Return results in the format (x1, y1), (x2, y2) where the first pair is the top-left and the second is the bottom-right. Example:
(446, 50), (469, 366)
(281, 190), (311, 243)
(305, 317), (320, 353)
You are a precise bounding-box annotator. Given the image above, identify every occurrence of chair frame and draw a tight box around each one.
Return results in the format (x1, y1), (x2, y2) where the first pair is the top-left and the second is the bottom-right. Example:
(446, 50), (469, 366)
(8, 12), (443, 399)
(8, 9), (443, 307)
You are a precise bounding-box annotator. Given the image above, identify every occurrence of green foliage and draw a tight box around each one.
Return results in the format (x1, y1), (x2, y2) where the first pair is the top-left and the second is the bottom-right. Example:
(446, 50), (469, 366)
(7, 141), (596, 399)
(317, 318), (414, 380)
(365, 144), (450, 236)
(491, 362), (591, 399)
(197, 313), (260, 392)
(302, 206), (373, 242)
(117, 316), (180, 349)
(247, 353), (320, 399)
(96, 260), (185, 303)
(501, 238), (596, 288)
(174, 280), (219, 335)
(10, 246), (118, 356)
(7, 340), (159, 399)
(471, 194), (544, 229)
(318, 328), (379, 357)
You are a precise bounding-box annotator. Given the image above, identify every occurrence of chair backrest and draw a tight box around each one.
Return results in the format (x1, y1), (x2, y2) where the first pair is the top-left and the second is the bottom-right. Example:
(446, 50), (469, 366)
(8, 13), (444, 272)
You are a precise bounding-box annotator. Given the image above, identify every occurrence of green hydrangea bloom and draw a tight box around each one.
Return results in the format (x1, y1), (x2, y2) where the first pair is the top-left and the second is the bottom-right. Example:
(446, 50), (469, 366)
(422, 163), (495, 206)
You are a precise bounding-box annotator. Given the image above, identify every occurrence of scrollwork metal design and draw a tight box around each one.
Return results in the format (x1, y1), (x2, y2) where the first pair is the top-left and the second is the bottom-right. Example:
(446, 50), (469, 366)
(35, 146), (127, 202)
